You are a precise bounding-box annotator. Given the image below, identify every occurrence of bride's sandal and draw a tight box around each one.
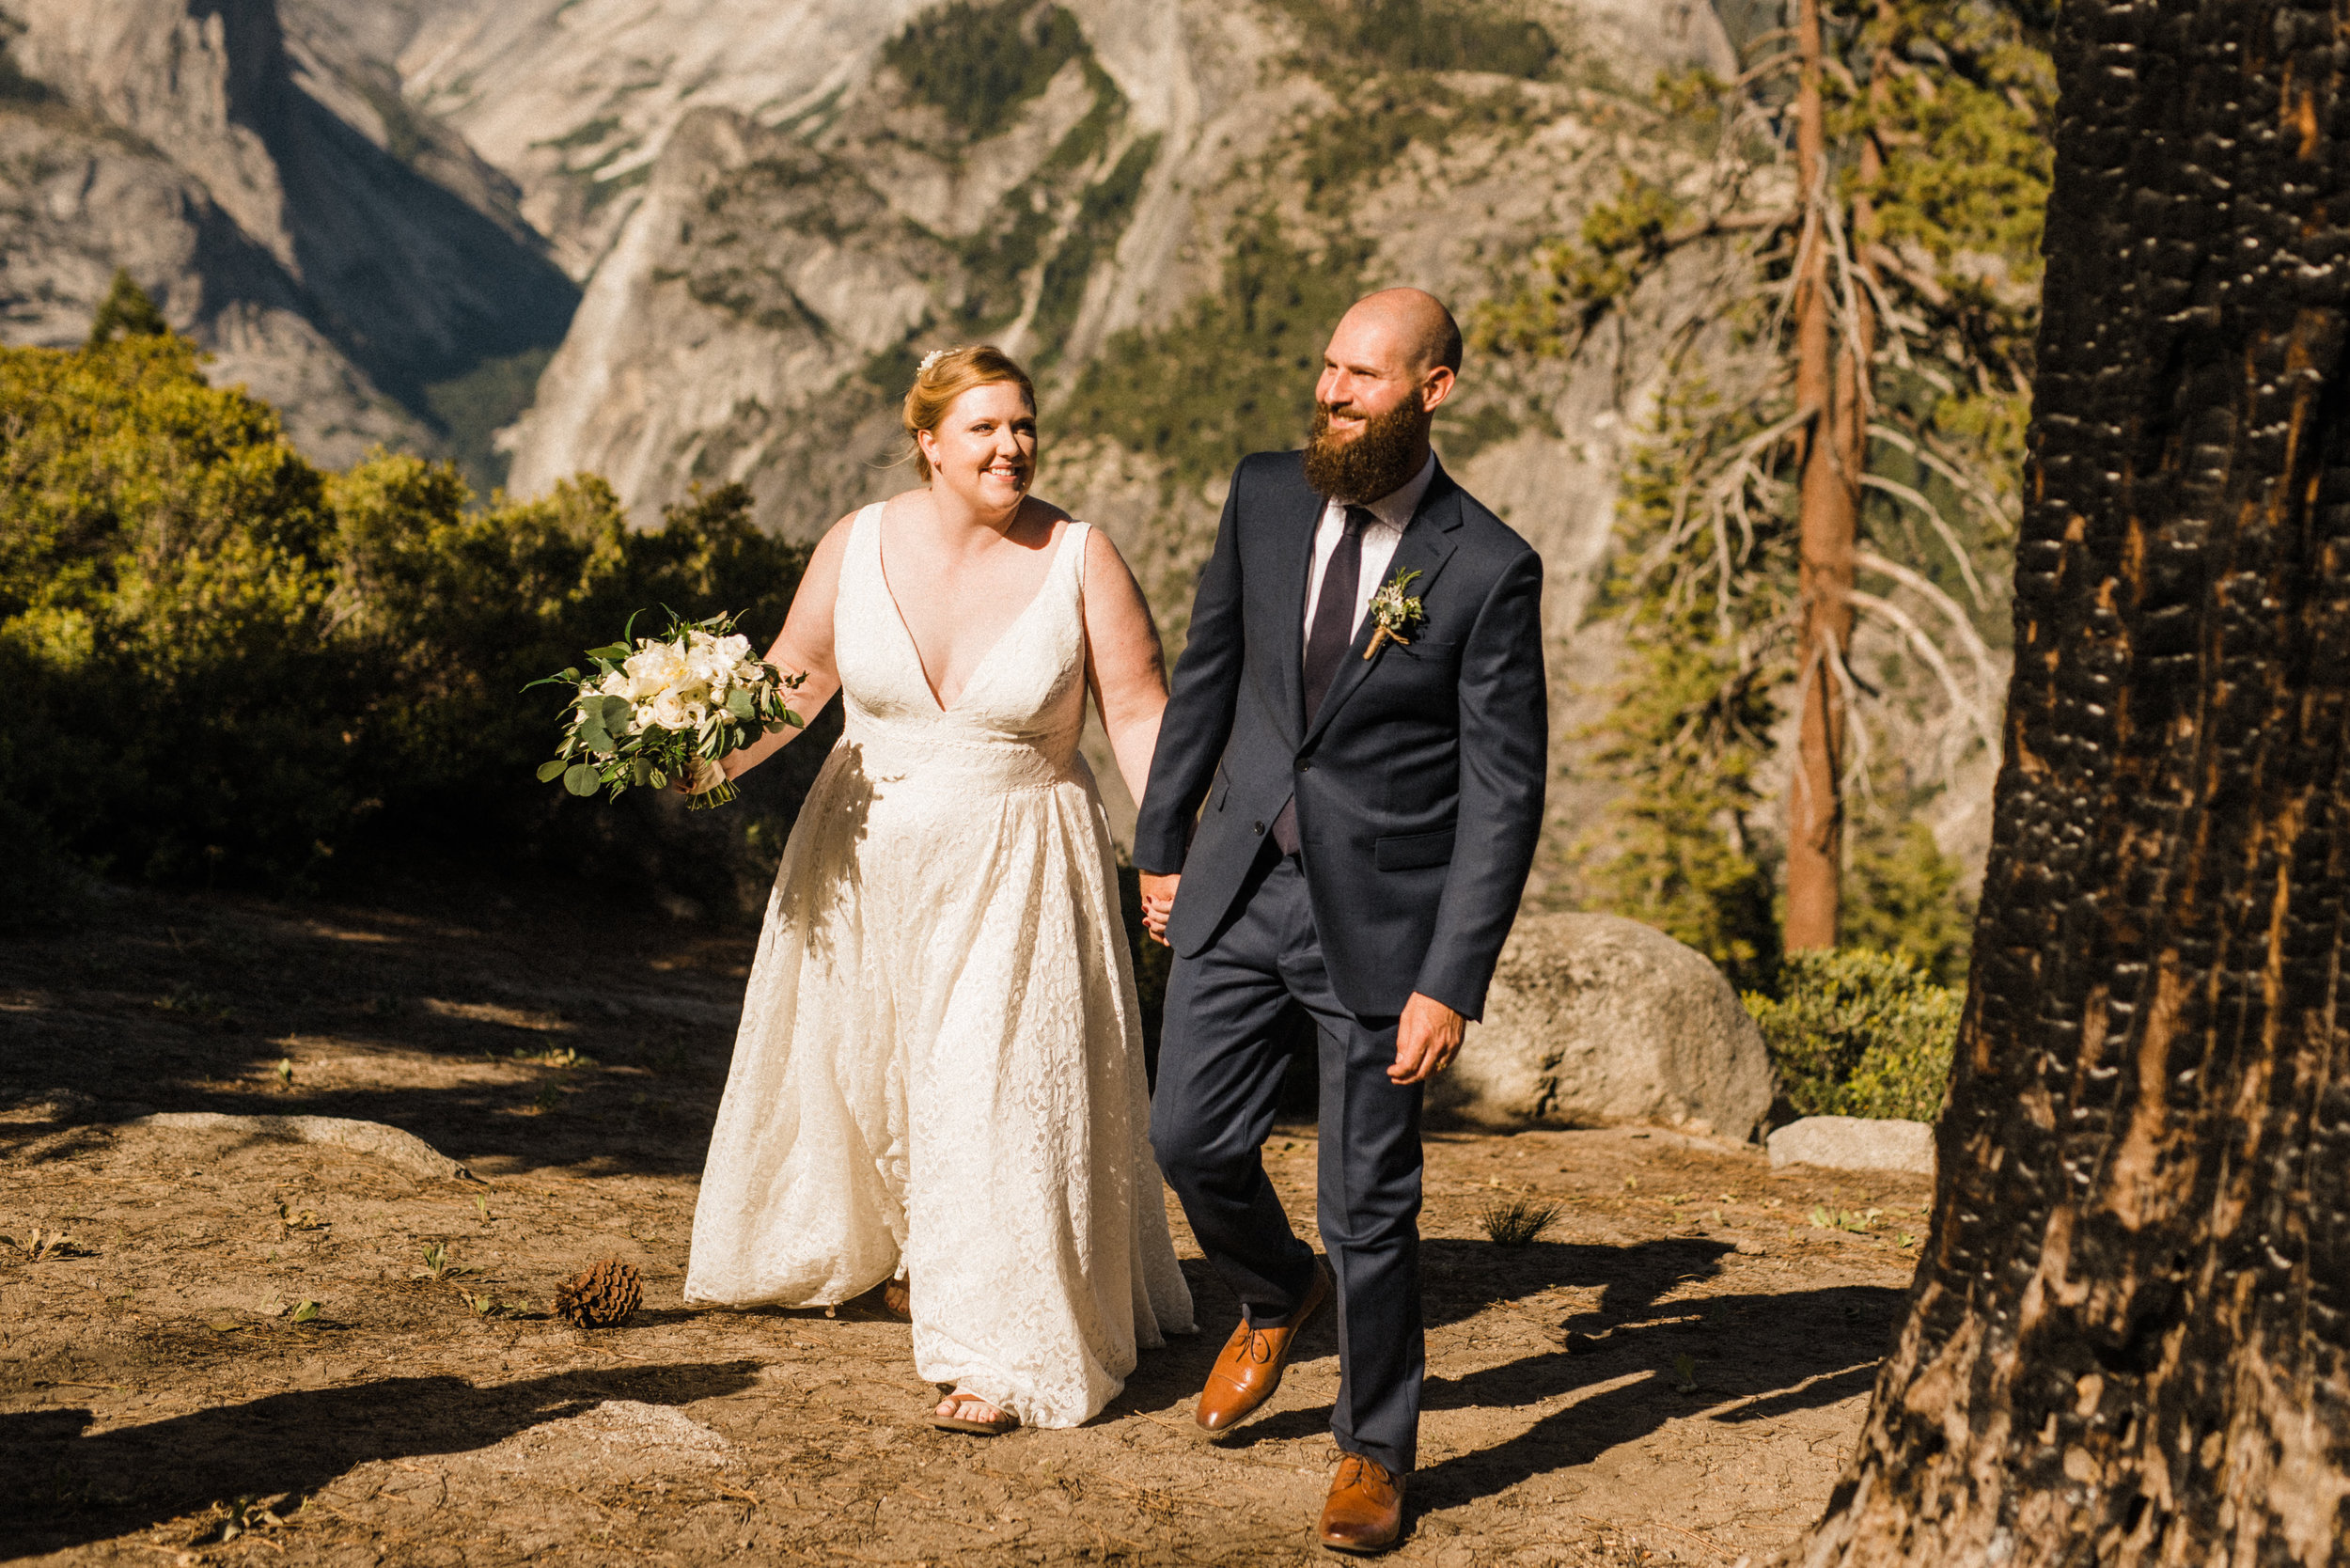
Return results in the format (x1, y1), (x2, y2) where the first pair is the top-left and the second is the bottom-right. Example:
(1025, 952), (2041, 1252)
(931, 1390), (1019, 1436)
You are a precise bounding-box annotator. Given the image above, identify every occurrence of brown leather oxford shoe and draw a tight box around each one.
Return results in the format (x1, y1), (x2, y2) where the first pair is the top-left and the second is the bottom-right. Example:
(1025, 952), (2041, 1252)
(1318, 1453), (1404, 1553)
(1193, 1262), (1332, 1438)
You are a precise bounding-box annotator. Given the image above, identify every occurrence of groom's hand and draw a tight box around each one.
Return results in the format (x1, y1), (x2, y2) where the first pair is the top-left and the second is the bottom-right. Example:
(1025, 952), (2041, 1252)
(1389, 993), (1465, 1084)
(1138, 872), (1180, 945)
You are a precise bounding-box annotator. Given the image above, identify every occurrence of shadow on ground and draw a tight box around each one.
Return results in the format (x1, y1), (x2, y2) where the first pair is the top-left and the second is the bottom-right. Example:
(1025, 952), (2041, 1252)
(1120, 1238), (1903, 1515)
(0, 1361), (760, 1558)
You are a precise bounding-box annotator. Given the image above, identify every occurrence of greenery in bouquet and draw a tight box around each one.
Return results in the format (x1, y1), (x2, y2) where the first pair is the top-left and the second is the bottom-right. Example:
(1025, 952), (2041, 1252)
(531, 610), (805, 809)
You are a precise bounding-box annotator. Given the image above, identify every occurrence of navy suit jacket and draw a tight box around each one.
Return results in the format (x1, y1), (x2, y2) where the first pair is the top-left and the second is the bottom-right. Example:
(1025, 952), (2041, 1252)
(1133, 450), (1547, 1020)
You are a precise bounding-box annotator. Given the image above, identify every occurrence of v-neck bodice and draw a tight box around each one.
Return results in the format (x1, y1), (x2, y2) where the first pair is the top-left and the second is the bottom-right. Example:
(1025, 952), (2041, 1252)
(833, 502), (1092, 789)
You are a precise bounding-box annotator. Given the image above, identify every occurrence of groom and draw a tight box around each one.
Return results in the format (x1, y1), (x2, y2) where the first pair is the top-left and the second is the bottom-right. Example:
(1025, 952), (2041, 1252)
(1135, 288), (1546, 1552)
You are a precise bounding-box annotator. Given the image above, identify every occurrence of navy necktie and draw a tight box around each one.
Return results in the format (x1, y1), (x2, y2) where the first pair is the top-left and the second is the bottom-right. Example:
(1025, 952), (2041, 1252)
(1273, 506), (1372, 855)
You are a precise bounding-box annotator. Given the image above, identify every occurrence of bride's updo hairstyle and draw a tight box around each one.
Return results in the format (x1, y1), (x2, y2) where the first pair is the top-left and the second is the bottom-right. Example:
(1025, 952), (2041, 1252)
(903, 344), (1037, 480)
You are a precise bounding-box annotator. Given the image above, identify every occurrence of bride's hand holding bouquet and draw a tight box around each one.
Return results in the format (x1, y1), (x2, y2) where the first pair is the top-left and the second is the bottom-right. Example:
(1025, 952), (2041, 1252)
(529, 609), (806, 809)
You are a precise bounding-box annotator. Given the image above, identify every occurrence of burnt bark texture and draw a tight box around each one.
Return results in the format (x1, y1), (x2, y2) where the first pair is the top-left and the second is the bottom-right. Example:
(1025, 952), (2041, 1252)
(1798, 2), (2350, 1563)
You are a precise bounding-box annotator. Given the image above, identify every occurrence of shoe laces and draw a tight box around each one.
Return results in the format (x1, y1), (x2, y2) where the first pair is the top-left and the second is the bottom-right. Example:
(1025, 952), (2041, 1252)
(1338, 1454), (1398, 1500)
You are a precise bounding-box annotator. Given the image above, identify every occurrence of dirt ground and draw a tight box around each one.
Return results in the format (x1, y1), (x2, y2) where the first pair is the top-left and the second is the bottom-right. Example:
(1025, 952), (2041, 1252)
(0, 881), (1930, 1566)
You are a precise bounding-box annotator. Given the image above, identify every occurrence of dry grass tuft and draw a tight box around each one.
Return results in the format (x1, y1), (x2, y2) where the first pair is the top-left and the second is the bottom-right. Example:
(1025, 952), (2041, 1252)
(1480, 1197), (1561, 1247)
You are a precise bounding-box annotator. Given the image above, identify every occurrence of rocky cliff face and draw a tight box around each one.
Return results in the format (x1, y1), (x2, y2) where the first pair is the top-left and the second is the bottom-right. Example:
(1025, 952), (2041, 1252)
(0, 0), (575, 472)
(500, 0), (1736, 568)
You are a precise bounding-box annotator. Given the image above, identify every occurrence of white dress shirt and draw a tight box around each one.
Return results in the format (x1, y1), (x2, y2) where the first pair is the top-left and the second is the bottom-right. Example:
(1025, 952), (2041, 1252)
(1301, 452), (1437, 651)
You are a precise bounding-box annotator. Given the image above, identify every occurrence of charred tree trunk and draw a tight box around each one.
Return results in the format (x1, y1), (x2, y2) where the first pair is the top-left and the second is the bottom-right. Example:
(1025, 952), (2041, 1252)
(1787, 0), (1858, 951)
(1800, 2), (2350, 1561)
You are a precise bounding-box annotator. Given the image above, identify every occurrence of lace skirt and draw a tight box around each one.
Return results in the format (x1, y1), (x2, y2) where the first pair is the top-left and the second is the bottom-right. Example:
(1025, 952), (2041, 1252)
(683, 735), (1194, 1428)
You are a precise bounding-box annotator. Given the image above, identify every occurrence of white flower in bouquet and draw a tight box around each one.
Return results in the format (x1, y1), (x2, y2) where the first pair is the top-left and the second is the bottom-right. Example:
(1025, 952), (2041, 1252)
(528, 608), (807, 809)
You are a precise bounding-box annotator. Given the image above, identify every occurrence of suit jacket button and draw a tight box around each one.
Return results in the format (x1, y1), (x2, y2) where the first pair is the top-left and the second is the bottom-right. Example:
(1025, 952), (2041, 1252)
(1252, 822), (1265, 835)
(1294, 759), (1311, 772)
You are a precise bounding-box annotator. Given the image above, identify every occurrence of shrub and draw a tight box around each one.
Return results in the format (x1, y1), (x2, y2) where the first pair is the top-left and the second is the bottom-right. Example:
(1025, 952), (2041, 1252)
(0, 326), (821, 908)
(1744, 948), (1960, 1123)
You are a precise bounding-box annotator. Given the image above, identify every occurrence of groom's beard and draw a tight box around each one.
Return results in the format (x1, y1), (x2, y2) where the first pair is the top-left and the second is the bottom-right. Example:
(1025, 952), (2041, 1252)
(1303, 397), (1430, 503)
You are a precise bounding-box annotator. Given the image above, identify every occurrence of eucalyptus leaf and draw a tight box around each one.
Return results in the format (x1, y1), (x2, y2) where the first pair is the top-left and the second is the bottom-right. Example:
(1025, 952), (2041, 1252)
(597, 695), (634, 733)
(536, 760), (568, 783)
(727, 688), (755, 721)
(563, 764), (601, 797)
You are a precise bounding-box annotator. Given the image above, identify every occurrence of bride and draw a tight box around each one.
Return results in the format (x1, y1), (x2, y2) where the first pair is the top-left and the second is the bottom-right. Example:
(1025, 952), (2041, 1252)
(679, 344), (1194, 1433)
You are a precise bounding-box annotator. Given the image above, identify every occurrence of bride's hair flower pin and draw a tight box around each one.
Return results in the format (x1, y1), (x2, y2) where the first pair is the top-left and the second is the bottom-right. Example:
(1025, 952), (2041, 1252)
(1364, 568), (1425, 658)
(916, 348), (949, 376)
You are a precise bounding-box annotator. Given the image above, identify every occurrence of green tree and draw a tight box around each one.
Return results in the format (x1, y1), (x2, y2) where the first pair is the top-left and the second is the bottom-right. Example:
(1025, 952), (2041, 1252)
(84, 270), (170, 350)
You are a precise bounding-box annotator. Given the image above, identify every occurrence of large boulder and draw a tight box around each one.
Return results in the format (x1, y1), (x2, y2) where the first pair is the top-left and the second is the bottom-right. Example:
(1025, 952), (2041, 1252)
(1432, 912), (1774, 1140)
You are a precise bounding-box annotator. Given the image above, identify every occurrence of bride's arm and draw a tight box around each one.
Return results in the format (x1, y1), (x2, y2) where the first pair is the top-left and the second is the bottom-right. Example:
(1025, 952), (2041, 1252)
(1080, 526), (1169, 809)
(700, 516), (851, 787)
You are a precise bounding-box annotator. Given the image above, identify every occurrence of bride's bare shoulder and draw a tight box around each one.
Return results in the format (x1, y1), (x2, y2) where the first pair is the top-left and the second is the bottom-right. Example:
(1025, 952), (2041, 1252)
(797, 510), (862, 582)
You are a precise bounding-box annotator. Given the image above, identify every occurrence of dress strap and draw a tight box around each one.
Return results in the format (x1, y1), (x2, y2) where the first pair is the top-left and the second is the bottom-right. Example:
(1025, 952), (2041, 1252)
(1062, 520), (1092, 590)
(835, 502), (886, 621)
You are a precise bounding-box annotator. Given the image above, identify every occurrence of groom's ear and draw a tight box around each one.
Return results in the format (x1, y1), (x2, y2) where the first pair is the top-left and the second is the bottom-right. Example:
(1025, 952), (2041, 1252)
(1418, 365), (1457, 414)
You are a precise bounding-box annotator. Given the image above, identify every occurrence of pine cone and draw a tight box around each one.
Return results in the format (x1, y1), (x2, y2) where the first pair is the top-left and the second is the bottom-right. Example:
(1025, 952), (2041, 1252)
(553, 1258), (642, 1328)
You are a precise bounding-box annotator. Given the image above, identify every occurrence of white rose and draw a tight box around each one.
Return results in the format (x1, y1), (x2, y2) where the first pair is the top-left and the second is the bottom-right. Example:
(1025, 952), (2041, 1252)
(649, 691), (698, 730)
(597, 670), (629, 698)
(715, 635), (753, 664)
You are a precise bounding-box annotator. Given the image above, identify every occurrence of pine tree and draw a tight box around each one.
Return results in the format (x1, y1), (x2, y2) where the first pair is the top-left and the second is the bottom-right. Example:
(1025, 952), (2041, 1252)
(84, 270), (169, 350)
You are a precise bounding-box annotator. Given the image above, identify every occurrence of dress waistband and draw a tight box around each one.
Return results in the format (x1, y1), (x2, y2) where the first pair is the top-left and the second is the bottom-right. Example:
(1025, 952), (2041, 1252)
(838, 721), (1078, 793)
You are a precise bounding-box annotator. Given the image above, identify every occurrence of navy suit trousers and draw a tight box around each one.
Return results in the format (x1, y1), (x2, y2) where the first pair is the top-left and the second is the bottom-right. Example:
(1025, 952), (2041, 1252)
(1151, 848), (1426, 1475)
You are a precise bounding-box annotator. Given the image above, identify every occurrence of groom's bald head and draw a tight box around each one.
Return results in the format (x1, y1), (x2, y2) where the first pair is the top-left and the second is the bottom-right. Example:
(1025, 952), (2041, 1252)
(1338, 288), (1462, 377)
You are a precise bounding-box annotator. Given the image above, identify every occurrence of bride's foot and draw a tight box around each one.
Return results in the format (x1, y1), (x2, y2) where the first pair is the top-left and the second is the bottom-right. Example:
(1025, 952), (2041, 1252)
(882, 1278), (911, 1321)
(931, 1390), (1018, 1435)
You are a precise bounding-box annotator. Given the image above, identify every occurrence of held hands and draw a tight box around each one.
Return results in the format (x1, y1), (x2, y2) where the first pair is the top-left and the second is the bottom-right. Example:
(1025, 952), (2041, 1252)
(1135, 870), (1461, 1080)
(1137, 872), (1180, 946)
(1389, 992), (1465, 1084)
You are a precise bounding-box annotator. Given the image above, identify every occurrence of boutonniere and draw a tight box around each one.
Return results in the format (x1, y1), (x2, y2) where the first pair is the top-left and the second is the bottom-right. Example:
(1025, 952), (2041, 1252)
(1364, 568), (1425, 658)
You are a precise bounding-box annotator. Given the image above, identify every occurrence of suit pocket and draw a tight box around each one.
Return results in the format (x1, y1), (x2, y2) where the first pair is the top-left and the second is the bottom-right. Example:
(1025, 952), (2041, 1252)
(1374, 827), (1456, 871)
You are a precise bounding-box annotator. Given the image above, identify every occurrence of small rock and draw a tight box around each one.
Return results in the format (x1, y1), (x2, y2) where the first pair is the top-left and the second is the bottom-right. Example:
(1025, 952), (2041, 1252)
(1432, 913), (1774, 1141)
(1767, 1115), (1935, 1177)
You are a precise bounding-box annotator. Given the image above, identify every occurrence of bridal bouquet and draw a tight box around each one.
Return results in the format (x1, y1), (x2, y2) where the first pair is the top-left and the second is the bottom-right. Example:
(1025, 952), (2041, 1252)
(529, 610), (805, 810)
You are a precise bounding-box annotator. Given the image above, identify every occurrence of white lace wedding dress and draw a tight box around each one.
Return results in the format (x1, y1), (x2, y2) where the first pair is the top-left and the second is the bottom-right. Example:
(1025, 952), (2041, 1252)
(684, 502), (1194, 1428)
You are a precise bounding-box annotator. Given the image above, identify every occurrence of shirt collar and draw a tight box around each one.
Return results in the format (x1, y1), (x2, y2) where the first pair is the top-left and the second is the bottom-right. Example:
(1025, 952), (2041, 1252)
(1333, 451), (1437, 532)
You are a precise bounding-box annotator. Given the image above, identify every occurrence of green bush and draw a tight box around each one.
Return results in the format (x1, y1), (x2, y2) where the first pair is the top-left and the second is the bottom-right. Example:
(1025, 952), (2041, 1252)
(1744, 948), (1960, 1123)
(0, 326), (821, 908)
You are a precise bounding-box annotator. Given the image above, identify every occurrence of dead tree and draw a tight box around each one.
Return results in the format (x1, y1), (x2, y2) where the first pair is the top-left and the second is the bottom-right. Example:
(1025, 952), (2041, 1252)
(1786, 0), (1863, 951)
(1799, 2), (2350, 1561)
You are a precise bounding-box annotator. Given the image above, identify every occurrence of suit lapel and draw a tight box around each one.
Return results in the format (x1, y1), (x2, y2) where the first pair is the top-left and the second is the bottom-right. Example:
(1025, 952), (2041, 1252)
(1301, 465), (1464, 749)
